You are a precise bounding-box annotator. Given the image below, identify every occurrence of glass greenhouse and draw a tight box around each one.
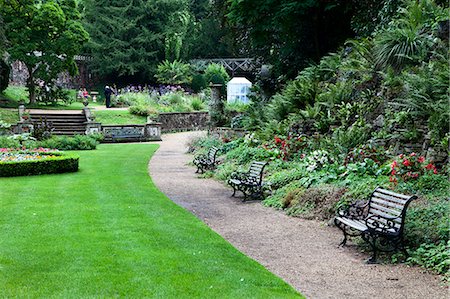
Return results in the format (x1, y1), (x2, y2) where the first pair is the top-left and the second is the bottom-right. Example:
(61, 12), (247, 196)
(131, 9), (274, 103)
(227, 77), (252, 103)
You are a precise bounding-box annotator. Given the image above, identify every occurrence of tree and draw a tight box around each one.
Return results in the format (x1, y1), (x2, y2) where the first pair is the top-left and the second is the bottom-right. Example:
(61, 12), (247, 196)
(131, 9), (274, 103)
(186, 0), (238, 59)
(82, 0), (193, 83)
(0, 14), (9, 93)
(227, 0), (355, 79)
(1, 0), (89, 103)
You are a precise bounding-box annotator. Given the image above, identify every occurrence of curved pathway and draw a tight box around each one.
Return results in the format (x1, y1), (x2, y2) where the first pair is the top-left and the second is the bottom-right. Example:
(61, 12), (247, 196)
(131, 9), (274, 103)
(149, 132), (447, 299)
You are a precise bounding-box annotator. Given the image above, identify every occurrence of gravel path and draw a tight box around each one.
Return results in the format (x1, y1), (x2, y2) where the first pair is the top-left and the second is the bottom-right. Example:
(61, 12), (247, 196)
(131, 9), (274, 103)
(149, 131), (447, 299)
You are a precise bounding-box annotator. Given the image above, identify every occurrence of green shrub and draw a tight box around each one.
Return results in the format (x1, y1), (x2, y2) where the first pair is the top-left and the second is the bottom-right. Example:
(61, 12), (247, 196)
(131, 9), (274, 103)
(0, 136), (22, 148)
(155, 60), (192, 85)
(267, 167), (306, 190)
(129, 105), (151, 116)
(204, 63), (230, 86)
(226, 144), (273, 165)
(190, 97), (205, 111)
(408, 241), (449, 276)
(0, 152), (79, 177)
(405, 198), (448, 247)
(191, 73), (207, 93)
(39, 135), (99, 150)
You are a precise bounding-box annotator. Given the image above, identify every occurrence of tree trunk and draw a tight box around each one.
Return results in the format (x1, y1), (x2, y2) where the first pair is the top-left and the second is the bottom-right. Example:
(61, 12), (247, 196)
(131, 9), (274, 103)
(26, 63), (36, 104)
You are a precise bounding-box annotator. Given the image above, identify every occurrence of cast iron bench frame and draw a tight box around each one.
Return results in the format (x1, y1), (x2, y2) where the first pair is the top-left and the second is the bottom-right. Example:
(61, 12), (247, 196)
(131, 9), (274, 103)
(228, 161), (268, 201)
(193, 146), (220, 173)
(334, 187), (417, 263)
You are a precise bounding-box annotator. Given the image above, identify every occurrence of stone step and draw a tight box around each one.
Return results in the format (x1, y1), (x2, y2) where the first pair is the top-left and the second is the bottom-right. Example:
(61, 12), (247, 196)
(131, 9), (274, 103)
(28, 112), (88, 136)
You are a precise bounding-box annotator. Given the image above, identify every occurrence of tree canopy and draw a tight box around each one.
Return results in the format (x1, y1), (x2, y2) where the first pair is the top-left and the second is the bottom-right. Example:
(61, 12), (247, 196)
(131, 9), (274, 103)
(1, 0), (89, 103)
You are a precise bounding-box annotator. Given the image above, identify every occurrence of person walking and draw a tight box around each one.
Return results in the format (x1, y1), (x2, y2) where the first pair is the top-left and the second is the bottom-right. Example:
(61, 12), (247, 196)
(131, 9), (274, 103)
(104, 85), (112, 108)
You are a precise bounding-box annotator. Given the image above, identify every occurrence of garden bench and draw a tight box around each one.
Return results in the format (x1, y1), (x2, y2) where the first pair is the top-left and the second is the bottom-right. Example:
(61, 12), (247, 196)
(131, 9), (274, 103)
(334, 187), (417, 263)
(193, 146), (220, 173)
(111, 132), (143, 142)
(228, 161), (268, 201)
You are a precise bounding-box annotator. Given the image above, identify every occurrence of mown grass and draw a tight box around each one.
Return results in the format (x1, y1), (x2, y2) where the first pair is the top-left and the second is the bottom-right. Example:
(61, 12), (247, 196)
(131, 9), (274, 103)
(0, 86), (103, 109)
(0, 109), (19, 124)
(93, 110), (147, 125)
(0, 144), (301, 298)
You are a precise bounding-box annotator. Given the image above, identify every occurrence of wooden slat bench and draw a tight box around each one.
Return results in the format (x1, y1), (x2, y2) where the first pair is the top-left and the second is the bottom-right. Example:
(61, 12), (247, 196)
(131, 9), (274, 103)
(193, 146), (220, 173)
(334, 187), (417, 263)
(228, 161), (268, 201)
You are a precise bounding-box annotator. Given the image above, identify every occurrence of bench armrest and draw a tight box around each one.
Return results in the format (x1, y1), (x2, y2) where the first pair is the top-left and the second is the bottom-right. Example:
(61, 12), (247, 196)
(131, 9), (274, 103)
(230, 171), (248, 181)
(365, 214), (401, 234)
(337, 200), (368, 220)
(194, 153), (208, 162)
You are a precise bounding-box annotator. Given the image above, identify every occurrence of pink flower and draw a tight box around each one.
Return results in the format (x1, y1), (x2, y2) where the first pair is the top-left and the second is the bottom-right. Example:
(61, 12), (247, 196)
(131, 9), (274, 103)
(399, 154), (404, 159)
(418, 156), (425, 163)
(410, 152), (416, 157)
(425, 163), (434, 170)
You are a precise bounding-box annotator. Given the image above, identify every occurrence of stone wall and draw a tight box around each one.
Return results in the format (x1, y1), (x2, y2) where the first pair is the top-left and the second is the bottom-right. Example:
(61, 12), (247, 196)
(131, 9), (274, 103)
(157, 112), (210, 133)
(9, 59), (96, 89)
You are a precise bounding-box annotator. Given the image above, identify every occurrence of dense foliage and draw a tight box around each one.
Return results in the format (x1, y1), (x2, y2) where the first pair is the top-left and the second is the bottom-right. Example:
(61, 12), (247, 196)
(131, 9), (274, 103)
(191, 0), (450, 278)
(0, 134), (101, 151)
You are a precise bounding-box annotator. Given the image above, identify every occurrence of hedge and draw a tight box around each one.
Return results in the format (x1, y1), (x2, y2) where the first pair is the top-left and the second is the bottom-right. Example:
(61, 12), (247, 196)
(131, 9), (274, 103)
(0, 152), (79, 177)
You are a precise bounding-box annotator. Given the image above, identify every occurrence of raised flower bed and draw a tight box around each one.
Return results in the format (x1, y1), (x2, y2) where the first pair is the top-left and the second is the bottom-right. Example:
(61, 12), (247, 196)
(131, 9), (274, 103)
(0, 148), (79, 177)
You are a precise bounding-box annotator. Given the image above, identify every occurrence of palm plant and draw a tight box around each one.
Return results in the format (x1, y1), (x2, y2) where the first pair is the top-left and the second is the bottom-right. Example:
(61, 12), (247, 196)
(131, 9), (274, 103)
(155, 60), (192, 85)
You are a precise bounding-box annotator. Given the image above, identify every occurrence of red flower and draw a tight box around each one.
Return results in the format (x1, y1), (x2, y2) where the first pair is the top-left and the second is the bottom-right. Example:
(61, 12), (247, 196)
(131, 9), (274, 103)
(274, 136), (282, 144)
(425, 163), (434, 170)
(399, 154), (404, 159)
(389, 176), (398, 183)
(391, 160), (398, 170)
(418, 156), (425, 163)
(402, 159), (411, 167)
(391, 169), (396, 175)
(433, 169), (438, 174)
(411, 173), (419, 178)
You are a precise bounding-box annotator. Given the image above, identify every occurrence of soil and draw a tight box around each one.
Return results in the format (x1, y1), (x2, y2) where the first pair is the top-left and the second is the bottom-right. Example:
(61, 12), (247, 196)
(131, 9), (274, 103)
(149, 131), (448, 299)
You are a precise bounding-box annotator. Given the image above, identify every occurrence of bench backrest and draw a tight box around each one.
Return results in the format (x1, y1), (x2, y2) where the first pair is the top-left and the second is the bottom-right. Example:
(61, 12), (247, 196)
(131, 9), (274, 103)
(367, 187), (417, 233)
(208, 146), (219, 162)
(248, 161), (268, 185)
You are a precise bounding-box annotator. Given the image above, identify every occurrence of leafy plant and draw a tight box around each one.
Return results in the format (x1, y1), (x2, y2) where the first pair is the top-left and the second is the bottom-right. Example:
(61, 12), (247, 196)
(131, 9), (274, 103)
(203, 63), (230, 86)
(155, 60), (192, 85)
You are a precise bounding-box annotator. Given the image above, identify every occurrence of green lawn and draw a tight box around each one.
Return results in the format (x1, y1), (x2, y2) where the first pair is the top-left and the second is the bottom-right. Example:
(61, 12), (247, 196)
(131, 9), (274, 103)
(0, 144), (301, 298)
(93, 109), (147, 125)
(0, 109), (19, 124)
(0, 86), (104, 110)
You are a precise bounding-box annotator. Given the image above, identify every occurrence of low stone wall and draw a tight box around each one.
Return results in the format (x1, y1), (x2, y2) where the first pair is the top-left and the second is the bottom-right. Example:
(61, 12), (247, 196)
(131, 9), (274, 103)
(157, 111), (209, 133)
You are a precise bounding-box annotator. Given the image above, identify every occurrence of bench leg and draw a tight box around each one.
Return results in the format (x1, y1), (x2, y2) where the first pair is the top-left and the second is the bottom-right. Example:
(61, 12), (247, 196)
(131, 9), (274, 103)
(339, 231), (348, 247)
(231, 187), (236, 197)
(334, 218), (348, 247)
(363, 233), (378, 264)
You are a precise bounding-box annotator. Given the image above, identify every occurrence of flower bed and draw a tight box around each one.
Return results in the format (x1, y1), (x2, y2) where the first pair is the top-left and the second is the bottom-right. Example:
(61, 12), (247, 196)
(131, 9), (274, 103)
(0, 148), (79, 177)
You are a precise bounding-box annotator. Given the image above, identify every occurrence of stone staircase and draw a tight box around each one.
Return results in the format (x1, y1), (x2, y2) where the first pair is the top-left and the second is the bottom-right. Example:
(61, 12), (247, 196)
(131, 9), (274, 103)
(29, 111), (87, 136)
